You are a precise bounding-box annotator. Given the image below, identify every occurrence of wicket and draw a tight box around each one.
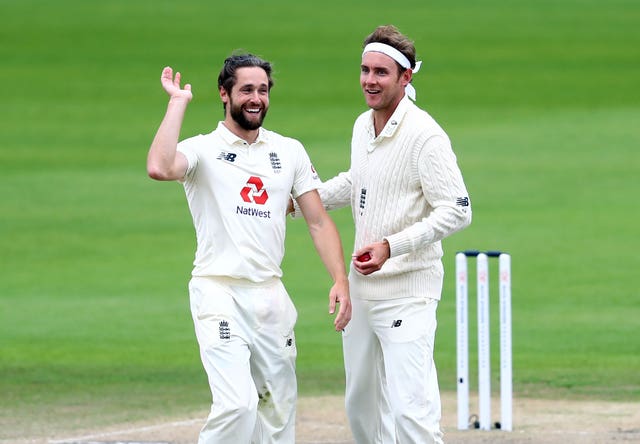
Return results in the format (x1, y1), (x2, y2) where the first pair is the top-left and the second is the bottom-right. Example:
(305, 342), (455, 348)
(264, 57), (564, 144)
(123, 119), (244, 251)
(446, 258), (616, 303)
(455, 250), (512, 431)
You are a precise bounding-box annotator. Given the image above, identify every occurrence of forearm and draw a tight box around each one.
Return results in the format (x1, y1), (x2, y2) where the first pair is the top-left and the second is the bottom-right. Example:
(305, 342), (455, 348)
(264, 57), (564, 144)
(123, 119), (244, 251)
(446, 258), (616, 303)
(298, 189), (351, 329)
(147, 98), (189, 180)
(308, 216), (348, 284)
(385, 204), (471, 257)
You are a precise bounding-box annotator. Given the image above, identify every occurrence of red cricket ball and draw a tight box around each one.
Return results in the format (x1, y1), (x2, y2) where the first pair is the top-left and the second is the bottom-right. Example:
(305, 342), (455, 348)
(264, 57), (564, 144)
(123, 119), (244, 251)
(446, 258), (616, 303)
(356, 252), (371, 262)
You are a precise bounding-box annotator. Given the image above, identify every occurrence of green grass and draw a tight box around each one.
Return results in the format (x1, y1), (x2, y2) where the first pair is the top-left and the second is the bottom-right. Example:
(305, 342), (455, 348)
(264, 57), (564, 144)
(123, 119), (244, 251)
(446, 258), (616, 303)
(1, 0), (639, 438)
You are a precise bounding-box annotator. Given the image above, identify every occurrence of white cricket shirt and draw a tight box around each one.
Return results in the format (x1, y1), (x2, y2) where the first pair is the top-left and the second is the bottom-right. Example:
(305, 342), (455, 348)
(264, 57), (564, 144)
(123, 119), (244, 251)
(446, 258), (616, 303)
(178, 122), (320, 282)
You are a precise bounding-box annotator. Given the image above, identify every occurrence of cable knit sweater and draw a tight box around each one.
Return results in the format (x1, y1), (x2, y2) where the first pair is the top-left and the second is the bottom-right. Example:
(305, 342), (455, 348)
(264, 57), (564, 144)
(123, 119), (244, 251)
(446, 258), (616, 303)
(296, 96), (471, 300)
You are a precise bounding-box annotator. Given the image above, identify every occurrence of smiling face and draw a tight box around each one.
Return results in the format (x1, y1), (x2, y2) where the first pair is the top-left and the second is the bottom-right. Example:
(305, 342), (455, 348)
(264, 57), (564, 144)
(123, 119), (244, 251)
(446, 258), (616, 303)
(360, 51), (411, 116)
(221, 66), (270, 133)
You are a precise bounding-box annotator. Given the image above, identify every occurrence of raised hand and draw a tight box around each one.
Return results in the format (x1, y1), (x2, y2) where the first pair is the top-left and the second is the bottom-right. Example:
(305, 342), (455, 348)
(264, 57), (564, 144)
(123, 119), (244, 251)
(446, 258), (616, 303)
(160, 66), (193, 102)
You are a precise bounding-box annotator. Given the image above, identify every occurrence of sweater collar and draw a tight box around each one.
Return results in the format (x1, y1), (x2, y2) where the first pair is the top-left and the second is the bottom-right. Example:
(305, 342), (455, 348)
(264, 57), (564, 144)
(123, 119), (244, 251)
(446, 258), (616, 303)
(367, 95), (411, 144)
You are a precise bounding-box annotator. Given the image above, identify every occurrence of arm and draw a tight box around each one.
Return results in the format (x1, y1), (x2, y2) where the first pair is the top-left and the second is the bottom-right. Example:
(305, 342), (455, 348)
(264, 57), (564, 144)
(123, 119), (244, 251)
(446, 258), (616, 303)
(147, 67), (192, 181)
(296, 189), (351, 331)
(392, 135), (472, 248)
(290, 170), (353, 218)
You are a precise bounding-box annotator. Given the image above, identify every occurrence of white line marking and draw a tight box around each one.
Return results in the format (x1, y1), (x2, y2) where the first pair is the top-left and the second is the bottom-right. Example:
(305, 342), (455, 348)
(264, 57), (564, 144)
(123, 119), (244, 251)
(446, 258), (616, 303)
(48, 418), (202, 444)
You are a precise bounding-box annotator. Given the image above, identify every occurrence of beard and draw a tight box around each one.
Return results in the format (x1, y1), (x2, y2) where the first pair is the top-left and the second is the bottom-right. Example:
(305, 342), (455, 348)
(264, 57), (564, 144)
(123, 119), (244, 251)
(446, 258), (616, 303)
(229, 99), (268, 131)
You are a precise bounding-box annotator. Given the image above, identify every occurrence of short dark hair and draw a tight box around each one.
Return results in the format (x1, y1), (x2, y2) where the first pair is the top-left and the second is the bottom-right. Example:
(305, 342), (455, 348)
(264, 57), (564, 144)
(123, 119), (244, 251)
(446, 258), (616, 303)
(363, 25), (417, 72)
(217, 52), (274, 95)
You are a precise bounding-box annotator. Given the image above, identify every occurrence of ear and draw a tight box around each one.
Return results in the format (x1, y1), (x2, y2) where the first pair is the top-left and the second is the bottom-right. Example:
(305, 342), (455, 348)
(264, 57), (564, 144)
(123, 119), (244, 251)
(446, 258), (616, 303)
(401, 69), (413, 87)
(219, 86), (229, 105)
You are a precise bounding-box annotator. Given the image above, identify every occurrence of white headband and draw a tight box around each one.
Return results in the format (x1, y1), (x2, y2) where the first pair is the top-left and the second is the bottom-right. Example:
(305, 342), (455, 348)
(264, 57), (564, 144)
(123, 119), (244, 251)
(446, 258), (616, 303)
(362, 42), (423, 101)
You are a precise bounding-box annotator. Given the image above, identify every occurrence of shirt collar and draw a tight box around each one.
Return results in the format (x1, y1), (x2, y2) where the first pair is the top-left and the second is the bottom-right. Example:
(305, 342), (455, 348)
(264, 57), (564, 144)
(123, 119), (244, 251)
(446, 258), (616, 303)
(216, 121), (267, 146)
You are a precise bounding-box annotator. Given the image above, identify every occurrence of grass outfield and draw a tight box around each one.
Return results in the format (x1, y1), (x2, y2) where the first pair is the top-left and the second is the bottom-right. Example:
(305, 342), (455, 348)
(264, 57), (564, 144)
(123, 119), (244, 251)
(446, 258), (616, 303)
(1, 0), (639, 437)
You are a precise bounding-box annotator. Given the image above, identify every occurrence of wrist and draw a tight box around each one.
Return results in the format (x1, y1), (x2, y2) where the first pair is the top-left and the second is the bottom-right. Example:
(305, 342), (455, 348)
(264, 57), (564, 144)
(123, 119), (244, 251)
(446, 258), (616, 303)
(334, 275), (348, 285)
(382, 238), (391, 259)
(168, 95), (191, 106)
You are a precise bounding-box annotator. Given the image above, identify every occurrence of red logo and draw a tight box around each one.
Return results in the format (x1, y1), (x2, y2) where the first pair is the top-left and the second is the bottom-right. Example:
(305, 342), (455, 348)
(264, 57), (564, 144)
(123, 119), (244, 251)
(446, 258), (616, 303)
(240, 176), (269, 205)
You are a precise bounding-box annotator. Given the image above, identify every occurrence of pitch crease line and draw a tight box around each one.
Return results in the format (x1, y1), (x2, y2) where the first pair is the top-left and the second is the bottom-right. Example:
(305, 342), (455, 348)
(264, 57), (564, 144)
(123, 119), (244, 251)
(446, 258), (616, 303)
(48, 418), (202, 444)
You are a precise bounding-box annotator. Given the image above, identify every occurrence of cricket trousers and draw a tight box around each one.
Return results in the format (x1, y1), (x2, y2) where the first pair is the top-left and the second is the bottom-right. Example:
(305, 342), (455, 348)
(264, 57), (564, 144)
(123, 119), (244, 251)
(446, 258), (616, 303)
(343, 296), (444, 444)
(189, 276), (298, 444)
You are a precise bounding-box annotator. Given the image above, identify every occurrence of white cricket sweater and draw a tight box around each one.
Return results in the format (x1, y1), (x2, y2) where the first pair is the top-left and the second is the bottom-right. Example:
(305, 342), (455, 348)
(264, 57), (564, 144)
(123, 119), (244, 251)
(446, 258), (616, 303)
(298, 96), (471, 300)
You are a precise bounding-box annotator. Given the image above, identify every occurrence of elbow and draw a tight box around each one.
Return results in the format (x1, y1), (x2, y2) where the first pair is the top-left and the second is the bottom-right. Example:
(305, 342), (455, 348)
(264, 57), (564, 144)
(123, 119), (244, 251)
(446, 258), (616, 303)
(147, 165), (163, 181)
(461, 209), (472, 229)
(147, 164), (172, 181)
(449, 206), (472, 233)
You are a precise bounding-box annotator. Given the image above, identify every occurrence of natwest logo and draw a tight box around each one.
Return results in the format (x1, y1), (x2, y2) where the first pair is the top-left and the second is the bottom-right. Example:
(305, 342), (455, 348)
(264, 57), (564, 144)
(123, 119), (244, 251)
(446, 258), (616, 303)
(240, 176), (269, 205)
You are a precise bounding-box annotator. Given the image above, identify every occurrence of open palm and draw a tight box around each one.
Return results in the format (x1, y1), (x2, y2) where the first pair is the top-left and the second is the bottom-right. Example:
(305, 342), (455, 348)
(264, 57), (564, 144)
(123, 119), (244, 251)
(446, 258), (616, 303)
(160, 66), (193, 101)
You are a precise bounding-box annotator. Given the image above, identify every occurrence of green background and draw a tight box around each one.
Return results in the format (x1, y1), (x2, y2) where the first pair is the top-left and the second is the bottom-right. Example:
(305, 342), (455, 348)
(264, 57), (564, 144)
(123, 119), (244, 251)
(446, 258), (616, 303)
(1, 0), (639, 438)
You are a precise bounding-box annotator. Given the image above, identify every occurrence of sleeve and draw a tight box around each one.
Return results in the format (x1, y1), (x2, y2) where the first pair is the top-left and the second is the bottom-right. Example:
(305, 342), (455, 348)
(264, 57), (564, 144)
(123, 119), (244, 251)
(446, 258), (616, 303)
(177, 135), (201, 180)
(291, 141), (321, 199)
(384, 135), (472, 256)
(291, 170), (353, 218)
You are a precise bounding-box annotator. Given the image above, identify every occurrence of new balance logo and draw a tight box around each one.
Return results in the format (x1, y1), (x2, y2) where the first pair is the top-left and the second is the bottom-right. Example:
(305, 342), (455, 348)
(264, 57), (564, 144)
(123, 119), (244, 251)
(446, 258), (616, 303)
(391, 320), (403, 328)
(285, 338), (293, 347)
(456, 197), (470, 207)
(219, 321), (230, 340)
(217, 151), (237, 162)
